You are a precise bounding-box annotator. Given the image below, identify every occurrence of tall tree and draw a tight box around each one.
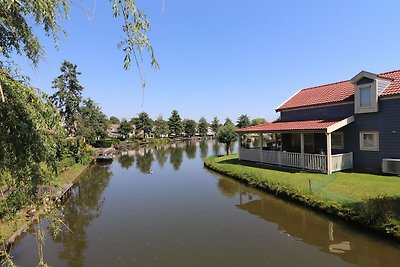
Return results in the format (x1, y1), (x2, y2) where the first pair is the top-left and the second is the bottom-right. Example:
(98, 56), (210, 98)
(224, 117), (234, 127)
(134, 112), (154, 138)
(251, 117), (267, 126)
(198, 117), (209, 137)
(76, 98), (108, 144)
(210, 117), (221, 133)
(51, 60), (84, 135)
(216, 124), (238, 155)
(118, 119), (133, 139)
(168, 110), (183, 137)
(236, 114), (251, 129)
(183, 119), (197, 138)
(109, 116), (120, 124)
(153, 115), (168, 138)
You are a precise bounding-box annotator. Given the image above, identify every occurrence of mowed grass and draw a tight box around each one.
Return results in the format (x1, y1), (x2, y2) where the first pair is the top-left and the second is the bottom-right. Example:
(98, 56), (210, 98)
(204, 154), (400, 238)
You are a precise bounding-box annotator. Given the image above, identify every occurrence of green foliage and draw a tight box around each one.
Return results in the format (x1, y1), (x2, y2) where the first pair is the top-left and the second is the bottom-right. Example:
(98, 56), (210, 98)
(0, 0), (69, 66)
(236, 114), (251, 128)
(198, 117), (208, 137)
(251, 117), (267, 126)
(0, 69), (64, 215)
(134, 112), (153, 138)
(210, 117), (220, 133)
(77, 98), (108, 144)
(93, 139), (114, 148)
(223, 117), (234, 127)
(109, 116), (120, 124)
(153, 115), (168, 138)
(183, 119), (197, 137)
(168, 110), (183, 137)
(118, 119), (133, 139)
(51, 60), (84, 135)
(216, 124), (238, 155)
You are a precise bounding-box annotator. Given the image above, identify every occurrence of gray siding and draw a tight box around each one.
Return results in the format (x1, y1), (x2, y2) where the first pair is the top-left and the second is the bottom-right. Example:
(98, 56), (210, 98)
(377, 79), (391, 95)
(341, 97), (400, 172)
(280, 103), (354, 121)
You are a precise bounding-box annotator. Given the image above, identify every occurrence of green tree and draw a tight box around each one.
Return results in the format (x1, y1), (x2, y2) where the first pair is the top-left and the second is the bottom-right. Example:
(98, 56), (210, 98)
(198, 117), (209, 137)
(134, 112), (153, 138)
(118, 119), (133, 139)
(183, 119), (197, 138)
(224, 117), (234, 127)
(168, 110), (183, 137)
(236, 114), (251, 129)
(76, 98), (108, 144)
(109, 116), (120, 124)
(251, 117), (267, 126)
(51, 60), (84, 135)
(153, 115), (168, 138)
(210, 117), (221, 133)
(216, 124), (238, 155)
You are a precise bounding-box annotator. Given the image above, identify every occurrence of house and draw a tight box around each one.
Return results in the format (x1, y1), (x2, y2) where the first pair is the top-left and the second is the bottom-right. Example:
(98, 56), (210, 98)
(237, 70), (400, 174)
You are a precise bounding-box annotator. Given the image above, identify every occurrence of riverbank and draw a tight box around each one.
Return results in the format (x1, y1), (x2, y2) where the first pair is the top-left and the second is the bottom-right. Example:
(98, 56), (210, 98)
(0, 161), (92, 246)
(204, 154), (400, 240)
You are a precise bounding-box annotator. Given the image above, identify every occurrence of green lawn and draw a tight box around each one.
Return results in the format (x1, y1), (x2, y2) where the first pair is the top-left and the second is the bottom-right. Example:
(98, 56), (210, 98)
(204, 154), (400, 238)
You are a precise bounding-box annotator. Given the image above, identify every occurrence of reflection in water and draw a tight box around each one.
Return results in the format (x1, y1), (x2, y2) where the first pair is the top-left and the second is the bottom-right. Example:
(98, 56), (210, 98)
(52, 166), (112, 267)
(136, 149), (154, 173)
(154, 146), (169, 168)
(215, 175), (400, 267)
(118, 152), (135, 169)
(184, 141), (197, 159)
(169, 144), (183, 171)
(199, 140), (209, 159)
(212, 142), (220, 156)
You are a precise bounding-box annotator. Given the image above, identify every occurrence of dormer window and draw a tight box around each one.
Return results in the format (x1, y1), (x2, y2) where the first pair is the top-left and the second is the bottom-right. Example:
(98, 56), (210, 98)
(359, 85), (372, 108)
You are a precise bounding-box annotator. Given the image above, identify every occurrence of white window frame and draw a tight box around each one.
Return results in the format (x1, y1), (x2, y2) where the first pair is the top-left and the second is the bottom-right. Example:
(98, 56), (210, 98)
(360, 131), (379, 151)
(331, 132), (344, 149)
(355, 82), (378, 114)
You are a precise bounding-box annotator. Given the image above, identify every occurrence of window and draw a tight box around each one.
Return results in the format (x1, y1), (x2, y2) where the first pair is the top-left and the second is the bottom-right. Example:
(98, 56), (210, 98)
(332, 132), (344, 149)
(360, 131), (379, 151)
(359, 86), (372, 107)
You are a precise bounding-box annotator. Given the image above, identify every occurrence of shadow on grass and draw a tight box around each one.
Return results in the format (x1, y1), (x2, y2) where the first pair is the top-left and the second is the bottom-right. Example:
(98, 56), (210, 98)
(218, 158), (301, 174)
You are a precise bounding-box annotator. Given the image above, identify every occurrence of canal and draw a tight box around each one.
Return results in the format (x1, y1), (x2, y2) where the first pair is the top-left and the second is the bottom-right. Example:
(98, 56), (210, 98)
(11, 140), (400, 266)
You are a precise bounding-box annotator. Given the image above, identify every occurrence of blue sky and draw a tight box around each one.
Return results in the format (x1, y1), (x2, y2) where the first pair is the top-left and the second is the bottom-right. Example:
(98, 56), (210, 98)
(15, 0), (400, 122)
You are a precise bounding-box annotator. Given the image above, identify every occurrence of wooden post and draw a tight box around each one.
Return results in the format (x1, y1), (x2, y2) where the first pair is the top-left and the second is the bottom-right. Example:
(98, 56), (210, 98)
(326, 132), (332, 174)
(259, 133), (263, 163)
(300, 133), (305, 168)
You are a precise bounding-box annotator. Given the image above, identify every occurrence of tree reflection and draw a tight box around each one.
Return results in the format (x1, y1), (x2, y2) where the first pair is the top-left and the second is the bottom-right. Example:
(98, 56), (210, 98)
(199, 140), (209, 159)
(118, 154), (135, 169)
(51, 165), (112, 267)
(136, 149), (154, 173)
(169, 146), (183, 171)
(154, 147), (168, 168)
(184, 141), (197, 159)
(213, 142), (220, 156)
(217, 177), (239, 198)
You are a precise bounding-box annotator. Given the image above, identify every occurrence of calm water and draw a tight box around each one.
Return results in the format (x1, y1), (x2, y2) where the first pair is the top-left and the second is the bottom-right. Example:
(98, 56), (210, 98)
(11, 140), (400, 266)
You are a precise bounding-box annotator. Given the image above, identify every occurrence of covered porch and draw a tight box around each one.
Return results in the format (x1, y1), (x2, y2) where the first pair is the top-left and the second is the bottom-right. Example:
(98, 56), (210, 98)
(238, 117), (354, 174)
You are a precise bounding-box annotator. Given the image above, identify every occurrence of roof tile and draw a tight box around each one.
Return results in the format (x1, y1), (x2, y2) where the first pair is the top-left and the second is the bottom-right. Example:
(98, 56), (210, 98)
(237, 119), (340, 133)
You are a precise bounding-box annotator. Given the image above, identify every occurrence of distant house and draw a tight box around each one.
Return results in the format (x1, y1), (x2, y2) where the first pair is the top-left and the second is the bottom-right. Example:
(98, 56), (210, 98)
(108, 124), (121, 138)
(238, 70), (400, 174)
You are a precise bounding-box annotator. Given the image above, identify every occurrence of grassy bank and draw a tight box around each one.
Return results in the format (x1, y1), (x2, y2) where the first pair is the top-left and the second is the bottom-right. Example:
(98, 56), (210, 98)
(204, 154), (400, 239)
(0, 162), (91, 244)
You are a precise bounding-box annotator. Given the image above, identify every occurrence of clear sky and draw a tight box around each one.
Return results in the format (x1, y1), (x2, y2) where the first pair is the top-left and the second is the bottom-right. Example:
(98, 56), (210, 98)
(15, 0), (400, 122)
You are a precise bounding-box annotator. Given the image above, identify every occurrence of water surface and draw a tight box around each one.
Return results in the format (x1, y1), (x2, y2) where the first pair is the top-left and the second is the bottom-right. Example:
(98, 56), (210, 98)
(11, 140), (400, 266)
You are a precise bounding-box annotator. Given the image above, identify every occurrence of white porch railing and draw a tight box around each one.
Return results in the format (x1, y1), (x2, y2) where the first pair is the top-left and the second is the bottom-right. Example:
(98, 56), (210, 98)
(332, 152), (353, 172)
(239, 148), (353, 173)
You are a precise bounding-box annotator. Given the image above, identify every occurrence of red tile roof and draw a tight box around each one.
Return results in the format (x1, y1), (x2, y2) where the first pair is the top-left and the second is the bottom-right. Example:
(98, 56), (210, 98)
(277, 70), (400, 111)
(237, 119), (341, 133)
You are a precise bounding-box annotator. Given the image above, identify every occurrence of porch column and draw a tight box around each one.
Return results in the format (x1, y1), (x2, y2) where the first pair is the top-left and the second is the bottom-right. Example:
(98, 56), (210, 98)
(238, 133), (242, 160)
(326, 133), (332, 174)
(300, 133), (305, 168)
(259, 133), (263, 163)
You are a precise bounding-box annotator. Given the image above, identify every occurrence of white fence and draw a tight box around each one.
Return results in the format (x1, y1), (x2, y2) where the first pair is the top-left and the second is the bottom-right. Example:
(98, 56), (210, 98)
(239, 148), (352, 173)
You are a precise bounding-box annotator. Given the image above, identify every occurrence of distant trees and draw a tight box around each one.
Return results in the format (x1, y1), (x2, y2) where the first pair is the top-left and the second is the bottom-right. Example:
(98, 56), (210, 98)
(183, 119), (197, 137)
(134, 112), (153, 138)
(51, 60), (84, 135)
(224, 117), (234, 126)
(76, 99), (108, 144)
(168, 110), (183, 137)
(210, 117), (221, 133)
(118, 119), (133, 139)
(251, 117), (267, 126)
(198, 117), (209, 137)
(236, 114), (250, 129)
(109, 116), (120, 124)
(153, 116), (169, 138)
(216, 124), (238, 155)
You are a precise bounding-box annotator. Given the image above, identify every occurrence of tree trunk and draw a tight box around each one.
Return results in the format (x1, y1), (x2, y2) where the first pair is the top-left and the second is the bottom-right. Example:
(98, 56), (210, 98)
(0, 82), (5, 102)
(226, 142), (231, 155)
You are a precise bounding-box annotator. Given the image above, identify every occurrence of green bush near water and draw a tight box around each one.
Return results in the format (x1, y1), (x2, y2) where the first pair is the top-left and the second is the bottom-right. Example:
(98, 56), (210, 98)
(204, 154), (400, 239)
